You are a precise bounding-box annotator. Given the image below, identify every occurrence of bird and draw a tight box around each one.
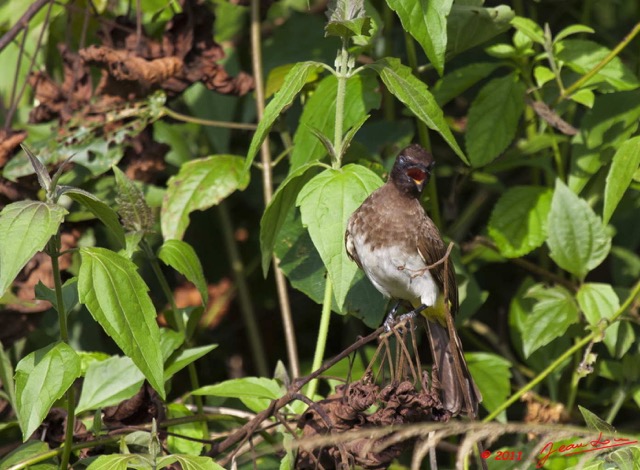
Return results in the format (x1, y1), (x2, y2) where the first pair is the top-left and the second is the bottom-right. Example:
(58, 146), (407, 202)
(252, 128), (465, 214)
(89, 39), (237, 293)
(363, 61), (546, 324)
(345, 144), (481, 417)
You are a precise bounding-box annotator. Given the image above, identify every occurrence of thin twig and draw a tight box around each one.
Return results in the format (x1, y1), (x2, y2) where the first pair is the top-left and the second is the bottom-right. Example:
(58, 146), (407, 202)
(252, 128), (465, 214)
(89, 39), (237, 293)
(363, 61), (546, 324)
(561, 21), (640, 100)
(4, 0), (55, 129)
(0, 0), (51, 53)
(249, 0), (299, 378)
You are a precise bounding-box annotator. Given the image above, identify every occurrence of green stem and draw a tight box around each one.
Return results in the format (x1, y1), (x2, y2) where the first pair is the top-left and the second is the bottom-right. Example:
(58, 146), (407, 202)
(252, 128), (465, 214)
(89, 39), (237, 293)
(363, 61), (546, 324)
(143, 240), (184, 334)
(605, 386), (627, 423)
(306, 277), (333, 400)
(565, 346), (581, 413)
(333, 38), (349, 168)
(218, 203), (269, 377)
(49, 236), (75, 469)
(141, 240), (208, 445)
(561, 21), (640, 100)
(161, 107), (257, 130)
(483, 279), (640, 422)
(403, 32), (441, 228)
(549, 129), (565, 181)
(250, 0), (299, 378)
(381, 5), (396, 121)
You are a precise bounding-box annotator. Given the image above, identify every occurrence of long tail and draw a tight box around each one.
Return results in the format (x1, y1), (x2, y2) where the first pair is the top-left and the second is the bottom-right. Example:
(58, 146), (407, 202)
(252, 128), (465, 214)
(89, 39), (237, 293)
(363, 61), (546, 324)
(426, 320), (481, 417)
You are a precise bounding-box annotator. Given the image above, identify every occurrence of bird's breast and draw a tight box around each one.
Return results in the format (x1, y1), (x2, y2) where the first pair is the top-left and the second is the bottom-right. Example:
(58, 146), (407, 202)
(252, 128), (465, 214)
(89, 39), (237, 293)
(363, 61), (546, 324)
(350, 233), (439, 307)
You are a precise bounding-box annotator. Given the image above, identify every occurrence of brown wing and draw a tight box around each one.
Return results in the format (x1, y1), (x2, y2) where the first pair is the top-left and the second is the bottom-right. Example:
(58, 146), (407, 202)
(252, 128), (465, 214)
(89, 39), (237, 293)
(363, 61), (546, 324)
(416, 216), (458, 314)
(344, 217), (363, 270)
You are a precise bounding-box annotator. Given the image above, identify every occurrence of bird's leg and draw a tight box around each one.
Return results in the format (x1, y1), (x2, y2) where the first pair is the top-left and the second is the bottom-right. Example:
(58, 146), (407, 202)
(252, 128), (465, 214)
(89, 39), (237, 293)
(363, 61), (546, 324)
(383, 301), (402, 331)
(383, 303), (427, 331)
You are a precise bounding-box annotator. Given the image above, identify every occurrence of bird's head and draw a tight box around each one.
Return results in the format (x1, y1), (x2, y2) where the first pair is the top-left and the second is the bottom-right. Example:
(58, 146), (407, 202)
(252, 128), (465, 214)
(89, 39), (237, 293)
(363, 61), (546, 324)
(390, 144), (435, 196)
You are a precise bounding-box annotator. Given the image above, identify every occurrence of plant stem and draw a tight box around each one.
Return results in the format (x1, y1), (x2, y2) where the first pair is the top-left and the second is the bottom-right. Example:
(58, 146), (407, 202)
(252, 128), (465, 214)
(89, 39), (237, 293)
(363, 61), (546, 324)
(605, 386), (627, 423)
(565, 346), (581, 413)
(306, 278), (333, 400)
(141, 239), (207, 443)
(143, 240), (184, 334)
(403, 32), (441, 228)
(333, 38), (349, 168)
(49, 236), (75, 469)
(250, 0), (299, 378)
(218, 203), (269, 377)
(561, 21), (640, 100)
(162, 107), (257, 130)
(483, 279), (640, 422)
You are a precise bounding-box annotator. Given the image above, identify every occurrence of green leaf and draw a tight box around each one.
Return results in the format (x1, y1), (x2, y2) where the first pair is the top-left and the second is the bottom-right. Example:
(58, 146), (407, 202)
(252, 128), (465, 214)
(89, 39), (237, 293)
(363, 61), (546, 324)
(158, 239), (208, 305)
(167, 404), (205, 456)
(485, 43), (517, 59)
(578, 405), (616, 434)
(557, 39), (640, 92)
(261, 163), (320, 275)
(164, 345), (217, 381)
(576, 283), (619, 326)
(340, 113), (371, 159)
(577, 283), (629, 358)
(113, 166), (154, 234)
(34, 278), (78, 316)
(488, 186), (552, 258)
(21, 144), (51, 192)
(446, 1), (514, 56)
(554, 24), (594, 43)
(0, 201), (67, 298)
(522, 285), (579, 358)
(193, 377), (282, 413)
(603, 136), (640, 224)
(296, 165), (383, 308)
(0, 342), (16, 412)
(432, 62), (502, 107)
(325, 0), (371, 38)
(0, 441), (52, 469)
(76, 356), (144, 413)
(466, 353), (511, 422)
(290, 73), (381, 171)
(466, 73), (526, 167)
(193, 377), (281, 399)
(568, 90), (640, 194)
(265, 63), (321, 99)
(569, 88), (595, 108)
(273, 206), (387, 327)
(78, 247), (165, 399)
(365, 58), (467, 163)
(533, 66), (556, 88)
(161, 155), (249, 240)
(159, 328), (184, 362)
(510, 16), (544, 44)
(385, 0), (453, 76)
(157, 455), (224, 470)
(86, 454), (140, 470)
(62, 188), (126, 248)
(245, 61), (325, 170)
(15, 342), (81, 440)
(546, 179), (611, 279)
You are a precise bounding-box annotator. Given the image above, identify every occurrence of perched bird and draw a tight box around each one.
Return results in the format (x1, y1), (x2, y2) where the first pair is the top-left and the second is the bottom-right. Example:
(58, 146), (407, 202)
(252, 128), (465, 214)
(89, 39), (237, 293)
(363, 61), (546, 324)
(345, 144), (481, 417)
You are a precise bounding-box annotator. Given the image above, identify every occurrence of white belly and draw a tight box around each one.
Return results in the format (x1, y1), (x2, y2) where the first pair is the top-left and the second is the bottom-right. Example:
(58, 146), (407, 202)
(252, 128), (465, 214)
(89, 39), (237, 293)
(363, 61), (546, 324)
(352, 235), (439, 308)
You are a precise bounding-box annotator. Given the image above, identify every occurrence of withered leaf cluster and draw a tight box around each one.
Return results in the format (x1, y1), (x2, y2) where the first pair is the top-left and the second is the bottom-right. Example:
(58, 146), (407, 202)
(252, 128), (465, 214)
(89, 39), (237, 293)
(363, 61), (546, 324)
(29, 0), (253, 126)
(296, 377), (450, 469)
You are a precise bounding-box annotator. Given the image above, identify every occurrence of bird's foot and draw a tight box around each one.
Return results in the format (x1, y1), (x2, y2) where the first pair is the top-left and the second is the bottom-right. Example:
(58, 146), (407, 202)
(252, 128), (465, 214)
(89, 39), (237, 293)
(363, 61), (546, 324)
(383, 304), (427, 332)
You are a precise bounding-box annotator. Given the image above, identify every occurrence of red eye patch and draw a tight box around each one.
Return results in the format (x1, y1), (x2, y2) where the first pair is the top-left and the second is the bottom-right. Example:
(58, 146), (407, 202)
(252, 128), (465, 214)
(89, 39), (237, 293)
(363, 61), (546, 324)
(407, 168), (426, 182)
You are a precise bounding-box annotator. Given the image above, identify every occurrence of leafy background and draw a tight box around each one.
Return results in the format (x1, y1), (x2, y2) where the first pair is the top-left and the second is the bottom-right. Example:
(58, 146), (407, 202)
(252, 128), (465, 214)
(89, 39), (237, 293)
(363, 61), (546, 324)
(0, 0), (639, 468)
